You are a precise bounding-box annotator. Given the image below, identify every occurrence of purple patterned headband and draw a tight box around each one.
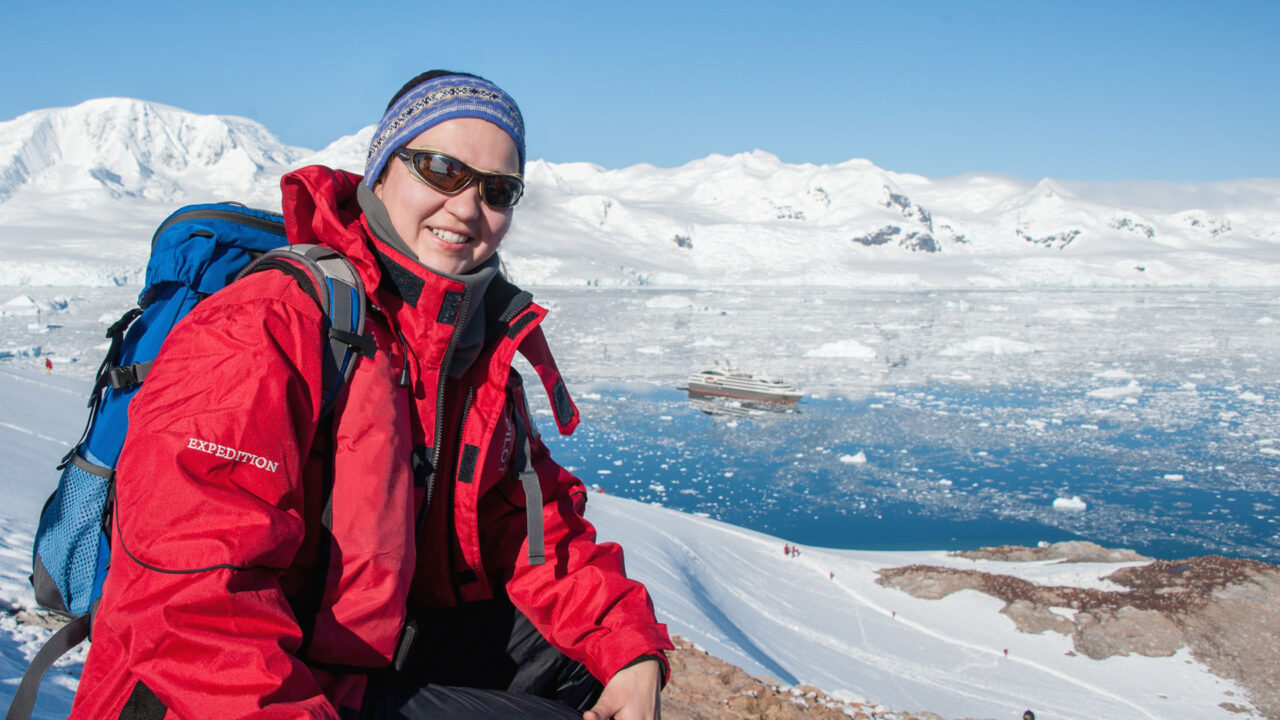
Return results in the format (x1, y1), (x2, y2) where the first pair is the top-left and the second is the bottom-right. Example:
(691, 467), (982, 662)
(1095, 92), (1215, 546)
(364, 75), (525, 189)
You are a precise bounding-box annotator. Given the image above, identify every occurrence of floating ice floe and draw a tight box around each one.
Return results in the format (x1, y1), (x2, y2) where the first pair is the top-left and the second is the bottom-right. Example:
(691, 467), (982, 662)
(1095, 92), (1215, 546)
(805, 340), (876, 359)
(1087, 380), (1144, 400)
(644, 294), (693, 309)
(938, 336), (1039, 356)
(1094, 368), (1135, 381)
(1036, 307), (1095, 321)
(1239, 391), (1266, 404)
(1163, 474), (1185, 481)
(840, 451), (868, 464)
(1052, 495), (1087, 512)
(2, 295), (40, 317)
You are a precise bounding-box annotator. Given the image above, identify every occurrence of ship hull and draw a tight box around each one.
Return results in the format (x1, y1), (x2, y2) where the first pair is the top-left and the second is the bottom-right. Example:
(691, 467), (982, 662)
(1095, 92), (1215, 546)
(686, 379), (802, 405)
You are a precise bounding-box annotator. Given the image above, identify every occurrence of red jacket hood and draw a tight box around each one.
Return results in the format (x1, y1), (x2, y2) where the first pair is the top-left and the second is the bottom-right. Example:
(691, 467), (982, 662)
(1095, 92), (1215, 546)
(281, 165), (388, 294)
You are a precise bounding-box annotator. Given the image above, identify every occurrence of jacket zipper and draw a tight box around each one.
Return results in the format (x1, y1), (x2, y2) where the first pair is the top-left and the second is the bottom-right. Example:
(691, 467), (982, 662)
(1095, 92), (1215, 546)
(416, 289), (471, 533)
(447, 384), (475, 603)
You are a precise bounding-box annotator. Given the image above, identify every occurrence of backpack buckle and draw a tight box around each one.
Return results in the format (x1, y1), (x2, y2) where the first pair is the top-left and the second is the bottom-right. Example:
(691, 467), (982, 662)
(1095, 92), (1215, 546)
(106, 362), (151, 390)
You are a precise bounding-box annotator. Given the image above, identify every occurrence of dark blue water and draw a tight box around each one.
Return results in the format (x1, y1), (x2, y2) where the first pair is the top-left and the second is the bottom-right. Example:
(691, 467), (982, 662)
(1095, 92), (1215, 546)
(539, 383), (1280, 562)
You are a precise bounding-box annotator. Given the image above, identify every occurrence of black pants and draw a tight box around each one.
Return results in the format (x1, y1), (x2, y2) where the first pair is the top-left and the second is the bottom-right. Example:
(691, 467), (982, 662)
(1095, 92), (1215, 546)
(356, 598), (603, 719)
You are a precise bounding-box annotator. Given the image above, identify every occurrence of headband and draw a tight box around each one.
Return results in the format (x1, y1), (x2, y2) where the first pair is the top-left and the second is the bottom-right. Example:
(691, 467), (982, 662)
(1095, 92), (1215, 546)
(364, 75), (525, 189)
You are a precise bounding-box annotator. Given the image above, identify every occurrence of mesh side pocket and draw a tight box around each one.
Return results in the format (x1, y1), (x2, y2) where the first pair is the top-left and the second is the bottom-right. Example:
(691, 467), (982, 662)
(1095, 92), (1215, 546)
(33, 456), (112, 616)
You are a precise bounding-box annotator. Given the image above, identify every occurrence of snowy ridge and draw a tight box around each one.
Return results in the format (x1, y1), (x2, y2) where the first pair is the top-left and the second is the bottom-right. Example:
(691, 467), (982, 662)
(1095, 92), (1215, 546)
(0, 98), (304, 203)
(0, 97), (1277, 288)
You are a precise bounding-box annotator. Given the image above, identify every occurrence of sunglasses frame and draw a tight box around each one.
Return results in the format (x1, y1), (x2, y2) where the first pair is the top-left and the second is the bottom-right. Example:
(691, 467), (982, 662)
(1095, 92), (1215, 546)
(393, 146), (525, 209)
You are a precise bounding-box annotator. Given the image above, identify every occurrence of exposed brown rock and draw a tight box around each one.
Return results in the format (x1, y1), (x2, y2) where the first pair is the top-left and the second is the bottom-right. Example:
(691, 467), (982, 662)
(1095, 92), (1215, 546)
(662, 636), (951, 720)
(1001, 598), (1074, 635)
(1072, 606), (1184, 659)
(951, 540), (1150, 564)
(877, 548), (1280, 719)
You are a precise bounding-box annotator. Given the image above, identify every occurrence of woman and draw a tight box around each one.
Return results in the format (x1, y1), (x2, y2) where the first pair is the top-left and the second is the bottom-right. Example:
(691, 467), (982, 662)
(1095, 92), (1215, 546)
(70, 71), (672, 720)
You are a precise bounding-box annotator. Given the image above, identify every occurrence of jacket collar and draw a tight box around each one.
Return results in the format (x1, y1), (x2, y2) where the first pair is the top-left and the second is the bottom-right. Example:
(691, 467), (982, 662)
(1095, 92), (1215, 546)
(281, 165), (533, 373)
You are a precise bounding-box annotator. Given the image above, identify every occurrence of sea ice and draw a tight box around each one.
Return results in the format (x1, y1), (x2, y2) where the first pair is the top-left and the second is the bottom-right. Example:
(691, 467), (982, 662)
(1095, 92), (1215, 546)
(645, 294), (693, 309)
(1087, 380), (1143, 400)
(938, 336), (1039, 356)
(1094, 369), (1136, 380)
(1, 295), (39, 316)
(805, 340), (876, 359)
(1052, 496), (1087, 512)
(840, 452), (868, 464)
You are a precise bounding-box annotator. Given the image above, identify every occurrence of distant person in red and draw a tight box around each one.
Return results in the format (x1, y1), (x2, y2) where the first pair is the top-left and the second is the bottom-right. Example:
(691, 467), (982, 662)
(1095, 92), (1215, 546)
(44, 358), (52, 373)
(784, 543), (790, 555)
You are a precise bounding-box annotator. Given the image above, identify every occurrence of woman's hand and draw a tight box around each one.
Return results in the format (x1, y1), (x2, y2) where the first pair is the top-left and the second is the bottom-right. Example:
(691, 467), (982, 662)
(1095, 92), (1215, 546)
(583, 658), (662, 720)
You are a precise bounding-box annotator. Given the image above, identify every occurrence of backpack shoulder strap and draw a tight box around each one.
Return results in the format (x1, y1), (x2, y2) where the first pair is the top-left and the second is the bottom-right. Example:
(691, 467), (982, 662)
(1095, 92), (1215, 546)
(235, 244), (374, 414)
(3, 614), (91, 720)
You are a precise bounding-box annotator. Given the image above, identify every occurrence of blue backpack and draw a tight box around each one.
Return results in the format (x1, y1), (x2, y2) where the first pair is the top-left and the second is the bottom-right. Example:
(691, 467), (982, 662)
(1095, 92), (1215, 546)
(7, 203), (371, 720)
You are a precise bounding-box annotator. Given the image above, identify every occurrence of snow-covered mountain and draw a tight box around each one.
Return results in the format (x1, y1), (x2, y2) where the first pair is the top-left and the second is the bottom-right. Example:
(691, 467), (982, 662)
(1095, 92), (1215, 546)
(1, 97), (1277, 288)
(0, 98), (305, 204)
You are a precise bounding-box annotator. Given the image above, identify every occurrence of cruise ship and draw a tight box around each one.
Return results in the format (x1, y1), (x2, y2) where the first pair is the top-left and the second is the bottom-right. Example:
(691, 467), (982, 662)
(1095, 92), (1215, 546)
(685, 367), (803, 405)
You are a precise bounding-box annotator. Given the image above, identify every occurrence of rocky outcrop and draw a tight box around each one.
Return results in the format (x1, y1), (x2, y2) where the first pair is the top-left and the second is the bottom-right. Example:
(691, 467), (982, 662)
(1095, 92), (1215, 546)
(951, 540), (1149, 564)
(877, 547), (1280, 719)
(663, 636), (948, 720)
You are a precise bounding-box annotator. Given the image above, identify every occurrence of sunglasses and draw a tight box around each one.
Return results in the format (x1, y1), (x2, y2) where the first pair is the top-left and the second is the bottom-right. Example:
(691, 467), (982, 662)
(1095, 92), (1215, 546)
(393, 147), (525, 209)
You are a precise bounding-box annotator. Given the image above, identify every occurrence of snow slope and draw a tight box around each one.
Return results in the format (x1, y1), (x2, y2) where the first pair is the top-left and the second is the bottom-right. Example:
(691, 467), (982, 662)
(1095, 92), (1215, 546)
(0, 365), (1254, 719)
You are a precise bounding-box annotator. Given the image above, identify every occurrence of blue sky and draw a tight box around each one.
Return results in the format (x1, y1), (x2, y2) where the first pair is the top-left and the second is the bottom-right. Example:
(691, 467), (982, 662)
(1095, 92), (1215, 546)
(1, 0), (1276, 181)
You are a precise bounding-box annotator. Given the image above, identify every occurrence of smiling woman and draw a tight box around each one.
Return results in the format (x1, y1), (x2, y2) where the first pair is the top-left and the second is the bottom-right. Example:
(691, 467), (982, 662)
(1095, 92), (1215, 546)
(364, 71), (525, 275)
(66, 70), (672, 720)
(372, 118), (518, 274)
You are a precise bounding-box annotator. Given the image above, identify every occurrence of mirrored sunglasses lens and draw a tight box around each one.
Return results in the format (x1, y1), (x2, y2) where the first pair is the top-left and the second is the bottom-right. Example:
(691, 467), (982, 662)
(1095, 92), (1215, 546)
(481, 176), (523, 207)
(415, 153), (471, 192)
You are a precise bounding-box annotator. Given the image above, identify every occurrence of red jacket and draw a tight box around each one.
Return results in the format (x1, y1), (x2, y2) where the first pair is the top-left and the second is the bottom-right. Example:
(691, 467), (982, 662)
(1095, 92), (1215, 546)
(71, 166), (672, 719)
